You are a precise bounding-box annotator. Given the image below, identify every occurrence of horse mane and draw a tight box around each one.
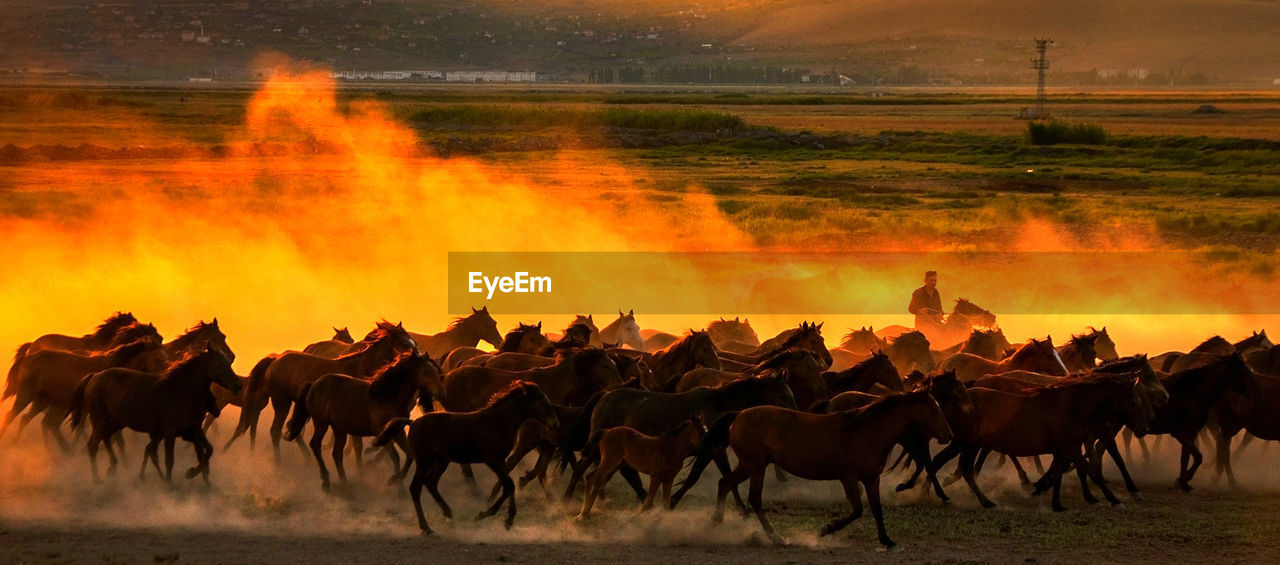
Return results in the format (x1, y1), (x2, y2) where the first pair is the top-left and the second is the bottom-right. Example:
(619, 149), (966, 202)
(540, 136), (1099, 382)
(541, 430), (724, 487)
(1191, 335), (1231, 353)
(890, 330), (929, 350)
(92, 312), (137, 339)
(773, 322), (821, 351)
(499, 324), (540, 353)
(338, 324), (400, 359)
(368, 352), (419, 401)
(485, 380), (534, 407)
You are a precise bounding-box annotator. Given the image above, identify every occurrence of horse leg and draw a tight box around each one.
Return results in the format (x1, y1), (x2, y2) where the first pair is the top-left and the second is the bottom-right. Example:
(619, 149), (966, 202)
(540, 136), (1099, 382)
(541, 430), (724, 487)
(713, 459), (751, 523)
(384, 443), (403, 486)
(578, 466), (615, 520)
(268, 397), (290, 462)
(661, 480), (673, 510)
(619, 463), (647, 502)
(1233, 432), (1255, 458)
(309, 424), (330, 490)
(39, 407), (72, 453)
(640, 474), (660, 512)
(478, 461), (511, 520)
(349, 436), (363, 474)
(0, 390), (34, 442)
(958, 448), (996, 508)
(863, 476), (899, 551)
(163, 436), (176, 482)
(1217, 430), (1239, 489)
(1008, 456), (1032, 486)
(1183, 436), (1204, 490)
(746, 470), (781, 545)
(820, 478), (864, 536)
(390, 430), (414, 484)
(1033, 455), (1045, 475)
(563, 449), (596, 501)
(408, 461), (433, 534)
(498, 466), (518, 530)
(87, 432), (103, 483)
(331, 432), (349, 484)
(1102, 436), (1142, 500)
(140, 435), (160, 480)
(17, 397), (45, 446)
(931, 443), (964, 487)
(423, 460), (453, 520)
(1068, 448), (1103, 506)
(101, 431), (120, 476)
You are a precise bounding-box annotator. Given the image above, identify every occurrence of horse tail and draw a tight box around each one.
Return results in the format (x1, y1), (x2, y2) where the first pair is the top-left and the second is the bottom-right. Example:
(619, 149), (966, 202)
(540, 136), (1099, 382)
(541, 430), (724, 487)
(3, 342), (31, 399)
(282, 382), (313, 441)
(68, 373), (93, 429)
(374, 418), (412, 448)
(670, 411), (738, 508)
(246, 355), (276, 401)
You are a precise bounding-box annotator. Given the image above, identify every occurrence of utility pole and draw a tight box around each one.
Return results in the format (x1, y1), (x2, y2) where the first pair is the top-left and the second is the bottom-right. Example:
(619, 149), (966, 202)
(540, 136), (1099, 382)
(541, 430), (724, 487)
(1032, 38), (1051, 119)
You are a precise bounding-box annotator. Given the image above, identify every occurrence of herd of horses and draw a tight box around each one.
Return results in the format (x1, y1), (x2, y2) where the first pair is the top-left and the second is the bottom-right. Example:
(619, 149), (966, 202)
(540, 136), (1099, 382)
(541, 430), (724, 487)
(3, 305), (1280, 551)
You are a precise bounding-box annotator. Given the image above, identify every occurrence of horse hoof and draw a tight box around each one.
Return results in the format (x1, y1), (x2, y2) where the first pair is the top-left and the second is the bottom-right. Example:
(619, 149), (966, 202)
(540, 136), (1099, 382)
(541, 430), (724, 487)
(504, 519), (514, 530)
(574, 513), (588, 522)
(894, 483), (911, 492)
(818, 525), (835, 537)
(940, 498), (952, 506)
(711, 512), (724, 524)
(981, 501), (996, 509)
(419, 528), (434, 536)
(1053, 506), (1067, 513)
(768, 534), (786, 546)
(1132, 492), (1145, 502)
(184, 468), (200, 480)
(475, 511), (490, 521)
(877, 544), (903, 553)
(1112, 503), (1127, 511)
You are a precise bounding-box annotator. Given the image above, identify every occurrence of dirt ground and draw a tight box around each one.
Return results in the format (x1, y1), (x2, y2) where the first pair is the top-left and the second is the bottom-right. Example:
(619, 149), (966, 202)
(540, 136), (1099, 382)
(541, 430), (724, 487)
(3, 423), (1280, 565)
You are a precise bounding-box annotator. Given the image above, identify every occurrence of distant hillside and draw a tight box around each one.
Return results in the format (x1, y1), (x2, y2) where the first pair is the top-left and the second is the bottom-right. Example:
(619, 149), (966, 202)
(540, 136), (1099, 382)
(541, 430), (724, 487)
(0, 0), (1277, 84)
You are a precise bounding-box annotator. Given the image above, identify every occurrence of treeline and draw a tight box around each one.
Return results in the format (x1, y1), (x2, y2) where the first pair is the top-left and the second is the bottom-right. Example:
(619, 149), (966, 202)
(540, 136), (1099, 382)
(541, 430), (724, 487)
(588, 65), (840, 85)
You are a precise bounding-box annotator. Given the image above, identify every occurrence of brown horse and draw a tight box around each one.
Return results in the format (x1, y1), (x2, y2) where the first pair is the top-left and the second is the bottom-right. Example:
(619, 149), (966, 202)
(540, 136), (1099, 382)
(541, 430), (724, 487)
(12, 312), (139, 359)
(1056, 334), (1098, 373)
(838, 326), (887, 355)
(634, 331), (721, 391)
(577, 419), (705, 518)
(939, 337), (1068, 384)
(163, 319), (235, 364)
(1244, 344), (1280, 376)
(1084, 327), (1119, 361)
(717, 322), (832, 370)
(302, 327), (356, 358)
(264, 322), (418, 457)
(674, 349), (826, 413)
(1154, 332), (1272, 373)
(921, 298), (998, 346)
(931, 327), (1011, 364)
(0, 340), (169, 446)
(70, 345), (242, 482)
(374, 382), (560, 533)
(219, 355), (277, 450)
(283, 351), (445, 490)
(442, 348), (621, 412)
(641, 330), (681, 353)
(545, 315), (602, 348)
(410, 307), (502, 360)
(822, 350), (904, 399)
(600, 310), (646, 351)
(1147, 352), (1259, 490)
(708, 317), (762, 353)
(444, 322), (550, 370)
(566, 375), (797, 501)
(883, 330), (935, 377)
(488, 391), (603, 502)
(931, 376), (1150, 511)
(1213, 370), (1280, 487)
(701, 391), (952, 549)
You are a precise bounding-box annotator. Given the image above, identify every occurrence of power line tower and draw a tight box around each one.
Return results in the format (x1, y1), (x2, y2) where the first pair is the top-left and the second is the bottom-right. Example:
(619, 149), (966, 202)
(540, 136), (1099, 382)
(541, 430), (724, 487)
(1031, 38), (1051, 118)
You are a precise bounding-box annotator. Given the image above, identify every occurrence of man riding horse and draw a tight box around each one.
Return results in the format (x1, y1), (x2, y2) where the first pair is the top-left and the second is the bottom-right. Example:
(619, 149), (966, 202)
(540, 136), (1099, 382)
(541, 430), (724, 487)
(909, 271), (944, 337)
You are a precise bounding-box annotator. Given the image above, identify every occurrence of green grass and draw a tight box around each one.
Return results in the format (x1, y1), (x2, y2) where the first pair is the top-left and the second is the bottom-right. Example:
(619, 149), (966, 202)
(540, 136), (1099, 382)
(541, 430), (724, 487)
(1026, 120), (1110, 145)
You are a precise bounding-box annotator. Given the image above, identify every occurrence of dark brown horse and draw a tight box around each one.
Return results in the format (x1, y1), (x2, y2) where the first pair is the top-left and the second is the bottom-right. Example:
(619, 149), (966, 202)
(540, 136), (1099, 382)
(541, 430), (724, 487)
(931, 327), (1012, 364)
(577, 419), (705, 518)
(220, 355), (278, 450)
(571, 375), (797, 501)
(716, 322), (832, 370)
(707, 317), (761, 353)
(442, 348), (621, 412)
(930, 376), (1150, 511)
(410, 307), (502, 360)
(700, 391), (952, 549)
(1084, 326), (1119, 362)
(822, 351), (905, 400)
(0, 340), (169, 446)
(627, 331), (721, 391)
(163, 319), (235, 364)
(487, 391), (603, 502)
(13, 312), (139, 359)
(443, 322), (550, 370)
(1244, 344), (1280, 376)
(939, 337), (1068, 384)
(1147, 352), (1259, 490)
(1056, 334), (1098, 373)
(283, 351), (445, 490)
(672, 348), (826, 410)
(374, 382), (560, 533)
(302, 327), (356, 358)
(264, 322), (418, 458)
(70, 345), (242, 482)
(883, 330), (935, 377)
(1213, 370), (1280, 487)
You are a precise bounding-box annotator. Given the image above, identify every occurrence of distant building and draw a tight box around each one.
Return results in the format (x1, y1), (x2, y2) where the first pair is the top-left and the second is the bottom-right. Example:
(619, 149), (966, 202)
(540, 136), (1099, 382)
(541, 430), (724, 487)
(444, 70), (537, 82)
(1126, 68), (1149, 80)
(1097, 68), (1121, 79)
(328, 70), (444, 81)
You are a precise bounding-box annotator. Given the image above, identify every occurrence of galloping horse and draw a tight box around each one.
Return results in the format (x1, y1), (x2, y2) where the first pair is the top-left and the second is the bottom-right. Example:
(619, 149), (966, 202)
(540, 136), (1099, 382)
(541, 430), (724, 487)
(70, 345), (242, 482)
(443, 322), (549, 370)
(283, 351), (445, 490)
(717, 322), (832, 371)
(13, 312), (140, 359)
(441, 348), (622, 412)
(939, 337), (1068, 384)
(1055, 333), (1098, 373)
(376, 382), (560, 534)
(164, 319), (235, 364)
(410, 307), (502, 360)
(699, 391), (952, 549)
(264, 322), (418, 458)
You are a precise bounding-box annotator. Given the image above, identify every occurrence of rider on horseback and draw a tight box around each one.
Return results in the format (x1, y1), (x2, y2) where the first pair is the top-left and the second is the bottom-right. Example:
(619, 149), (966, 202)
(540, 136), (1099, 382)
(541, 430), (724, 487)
(909, 271), (944, 336)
